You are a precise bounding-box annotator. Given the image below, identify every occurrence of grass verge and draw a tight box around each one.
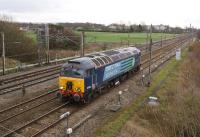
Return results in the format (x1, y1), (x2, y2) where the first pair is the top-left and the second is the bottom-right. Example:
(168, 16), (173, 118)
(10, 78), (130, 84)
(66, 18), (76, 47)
(94, 47), (188, 137)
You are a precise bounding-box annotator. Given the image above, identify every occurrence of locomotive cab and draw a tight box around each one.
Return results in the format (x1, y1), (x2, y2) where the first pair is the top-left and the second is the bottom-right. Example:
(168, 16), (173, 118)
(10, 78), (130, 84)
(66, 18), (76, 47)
(59, 65), (85, 102)
(58, 57), (95, 102)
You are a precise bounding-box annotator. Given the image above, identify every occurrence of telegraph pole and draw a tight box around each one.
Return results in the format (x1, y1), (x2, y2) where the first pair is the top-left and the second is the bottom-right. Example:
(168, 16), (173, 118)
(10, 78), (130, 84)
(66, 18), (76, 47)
(81, 31), (85, 57)
(45, 24), (50, 63)
(1, 32), (5, 75)
(146, 30), (149, 52)
(148, 25), (153, 86)
(36, 29), (42, 65)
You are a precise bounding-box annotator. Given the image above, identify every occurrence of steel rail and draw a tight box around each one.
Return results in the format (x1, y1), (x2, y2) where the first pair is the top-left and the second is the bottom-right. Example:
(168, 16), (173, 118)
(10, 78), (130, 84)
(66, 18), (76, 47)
(0, 89), (58, 113)
(2, 102), (69, 137)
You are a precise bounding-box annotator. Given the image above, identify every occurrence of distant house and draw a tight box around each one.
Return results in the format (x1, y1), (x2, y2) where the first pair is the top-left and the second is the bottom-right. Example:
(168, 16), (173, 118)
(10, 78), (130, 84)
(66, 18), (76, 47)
(108, 24), (119, 31)
(108, 24), (117, 30)
(75, 27), (83, 31)
(108, 24), (129, 32)
(154, 25), (168, 31)
(19, 26), (29, 31)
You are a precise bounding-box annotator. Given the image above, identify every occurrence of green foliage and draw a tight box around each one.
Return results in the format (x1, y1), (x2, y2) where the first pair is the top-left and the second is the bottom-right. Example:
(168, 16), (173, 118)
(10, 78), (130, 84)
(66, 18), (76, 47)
(25, 31), (37, 43)
(82, 31), (175, 44)
(0, 17), (37, 62)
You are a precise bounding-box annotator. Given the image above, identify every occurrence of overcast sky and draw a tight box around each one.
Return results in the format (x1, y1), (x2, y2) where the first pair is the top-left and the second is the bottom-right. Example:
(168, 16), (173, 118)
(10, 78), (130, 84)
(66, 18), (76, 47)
(0, 0), (199, 28)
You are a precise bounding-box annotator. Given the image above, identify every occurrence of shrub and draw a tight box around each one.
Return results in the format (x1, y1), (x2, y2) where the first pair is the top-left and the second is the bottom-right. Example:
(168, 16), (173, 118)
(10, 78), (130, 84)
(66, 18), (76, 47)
(0, 15), (37, 63)
(140, 41), (200, 137)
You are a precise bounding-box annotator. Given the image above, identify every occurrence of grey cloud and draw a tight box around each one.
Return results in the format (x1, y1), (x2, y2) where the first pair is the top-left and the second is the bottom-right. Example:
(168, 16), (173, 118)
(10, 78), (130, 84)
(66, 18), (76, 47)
(0, 0), (60, 13)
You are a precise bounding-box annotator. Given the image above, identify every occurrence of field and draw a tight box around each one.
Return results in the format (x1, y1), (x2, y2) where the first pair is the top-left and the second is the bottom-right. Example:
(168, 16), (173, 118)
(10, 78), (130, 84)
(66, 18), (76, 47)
(25, 31), (37, 43)
(25, 30), (176, 45)
(84, 31), (177, 44)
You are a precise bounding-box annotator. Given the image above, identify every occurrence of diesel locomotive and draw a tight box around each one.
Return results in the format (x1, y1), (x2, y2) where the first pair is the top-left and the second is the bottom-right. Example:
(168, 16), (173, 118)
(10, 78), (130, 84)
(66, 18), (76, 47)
(58, 47), (141, 103)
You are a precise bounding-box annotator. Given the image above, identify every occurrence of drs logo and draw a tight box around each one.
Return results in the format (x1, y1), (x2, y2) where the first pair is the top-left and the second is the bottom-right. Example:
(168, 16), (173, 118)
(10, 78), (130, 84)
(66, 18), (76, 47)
(103, 57), (135, 81)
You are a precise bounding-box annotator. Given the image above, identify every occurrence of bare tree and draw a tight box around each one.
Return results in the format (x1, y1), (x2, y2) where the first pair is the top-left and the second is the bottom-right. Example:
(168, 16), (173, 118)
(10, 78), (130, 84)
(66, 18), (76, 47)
(0, 15), (37, 63)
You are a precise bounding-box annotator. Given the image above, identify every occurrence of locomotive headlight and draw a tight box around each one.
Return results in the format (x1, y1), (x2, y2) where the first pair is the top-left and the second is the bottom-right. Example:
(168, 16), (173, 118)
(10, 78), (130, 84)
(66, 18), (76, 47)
(60, 86), (64, 90)
(76, 87), (81, 92)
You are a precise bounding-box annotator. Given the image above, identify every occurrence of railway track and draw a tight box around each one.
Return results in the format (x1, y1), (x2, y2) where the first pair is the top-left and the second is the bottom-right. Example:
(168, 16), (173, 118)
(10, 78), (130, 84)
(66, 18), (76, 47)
(0, 99), (83, 137)
(0, 89), (58, 115)
(1, 102), (70, 137)
(0, 90), (59, 136)
(143, 37), (189, 64)
(66, 38), (191, 136)
(0, 36), (192, 137)
(0, 36), (188, 96)
(0, 40), (180, 116)
(0, 37), (191, 137)
(0, 65), (61, 85)
(33, 37), (191, 137)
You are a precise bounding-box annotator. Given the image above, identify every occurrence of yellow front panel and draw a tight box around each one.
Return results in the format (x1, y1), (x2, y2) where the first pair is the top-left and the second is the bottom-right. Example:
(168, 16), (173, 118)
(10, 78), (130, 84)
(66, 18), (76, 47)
(59, 77), (84, 93)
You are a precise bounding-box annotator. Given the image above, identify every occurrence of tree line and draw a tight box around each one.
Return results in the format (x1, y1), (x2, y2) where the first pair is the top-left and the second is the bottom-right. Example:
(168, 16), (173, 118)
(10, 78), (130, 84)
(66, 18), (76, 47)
(0, 16), (81, 63)
(58, 22), (196, 34)
(0, 15), (37, 63)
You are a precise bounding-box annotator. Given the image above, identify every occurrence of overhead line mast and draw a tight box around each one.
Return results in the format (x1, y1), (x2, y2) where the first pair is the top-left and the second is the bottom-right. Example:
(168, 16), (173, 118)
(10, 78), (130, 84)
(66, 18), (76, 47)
(148, 24), (153, 86)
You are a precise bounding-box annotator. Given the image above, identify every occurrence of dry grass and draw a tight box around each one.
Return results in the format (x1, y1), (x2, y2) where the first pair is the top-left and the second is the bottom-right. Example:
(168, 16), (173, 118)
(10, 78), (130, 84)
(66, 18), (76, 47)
(0, 58), (18, 69)
(95, 42), (185, 137)
(49, 49), (79, 60)
(49, 43), (127, 60)
(85, 42), (128, 53)
(1, 43), (125, 69)
(127, 41), (200, 137)
(119, 115), (157, 137)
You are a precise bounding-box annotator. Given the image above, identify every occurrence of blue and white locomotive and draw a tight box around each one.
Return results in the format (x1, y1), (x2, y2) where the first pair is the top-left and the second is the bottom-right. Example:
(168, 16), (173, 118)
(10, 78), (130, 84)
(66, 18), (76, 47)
(58, 47), (141, 102)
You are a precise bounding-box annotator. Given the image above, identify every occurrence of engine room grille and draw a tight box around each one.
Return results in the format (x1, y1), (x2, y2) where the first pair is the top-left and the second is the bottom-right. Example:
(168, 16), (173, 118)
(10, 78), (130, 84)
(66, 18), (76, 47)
(91, 58), (101, 67)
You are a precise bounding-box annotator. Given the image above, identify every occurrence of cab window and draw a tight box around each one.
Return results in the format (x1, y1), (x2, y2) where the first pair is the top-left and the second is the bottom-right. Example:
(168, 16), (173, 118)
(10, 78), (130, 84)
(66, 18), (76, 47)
(60, 67), (85, 78)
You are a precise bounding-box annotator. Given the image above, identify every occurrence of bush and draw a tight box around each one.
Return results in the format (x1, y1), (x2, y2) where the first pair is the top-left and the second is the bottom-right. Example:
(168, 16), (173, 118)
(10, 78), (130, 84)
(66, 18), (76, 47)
(0, 15), (37, 63)
(140, 42), (200, 137)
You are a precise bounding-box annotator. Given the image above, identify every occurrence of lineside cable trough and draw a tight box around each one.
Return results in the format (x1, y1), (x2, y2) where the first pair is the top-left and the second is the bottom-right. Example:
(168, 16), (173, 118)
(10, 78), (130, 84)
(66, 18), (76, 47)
(148, 96), (159, 106)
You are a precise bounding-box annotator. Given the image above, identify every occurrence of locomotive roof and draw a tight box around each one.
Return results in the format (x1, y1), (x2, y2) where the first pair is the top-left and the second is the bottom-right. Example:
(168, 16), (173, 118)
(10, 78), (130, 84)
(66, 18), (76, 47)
(63, 47), (140, 69)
